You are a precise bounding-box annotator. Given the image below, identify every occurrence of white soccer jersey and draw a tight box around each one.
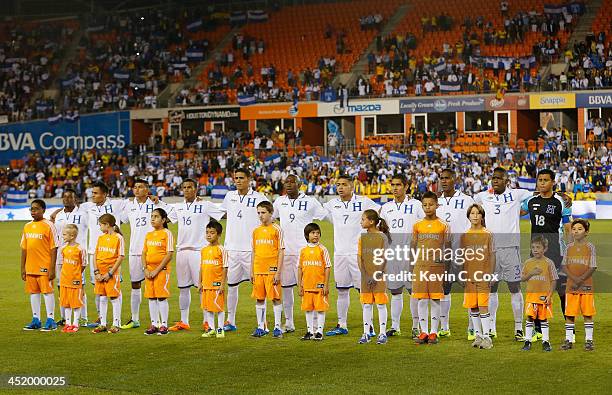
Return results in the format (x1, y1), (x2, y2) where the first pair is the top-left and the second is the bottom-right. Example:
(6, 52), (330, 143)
(323, 194), (380, 255)
(474, 188), (532, 248)
(380, 197), (425, 246)
(54, 205), (89, 259)
(220, 189), (269, 252)
(272, 193), (327, 256)
(168, 199), (224, 250)
(121, 197), (173, 255)
(437, 191), (474, 234)
(82, 199), (127, 254)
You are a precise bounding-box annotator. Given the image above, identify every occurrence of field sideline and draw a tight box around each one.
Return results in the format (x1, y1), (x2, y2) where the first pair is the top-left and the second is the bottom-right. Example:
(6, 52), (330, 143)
(1, 220), (611, 394)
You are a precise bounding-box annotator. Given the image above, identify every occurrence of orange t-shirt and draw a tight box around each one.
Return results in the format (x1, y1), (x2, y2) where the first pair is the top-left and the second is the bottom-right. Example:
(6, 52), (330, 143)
(562, 242), (597, 294)
(21, 219), (59, 275)
(200, 244), (228, 290)
(299, 243), (331, 292)
(60, 244), (87, 288)
(461, 228), (494, 280)
(412, 218), (450, 267)
(523, 257), (559, 304)
(252, 223), (284, 275)
(143, 229), (174, 271)
(95, 233), (125, 274)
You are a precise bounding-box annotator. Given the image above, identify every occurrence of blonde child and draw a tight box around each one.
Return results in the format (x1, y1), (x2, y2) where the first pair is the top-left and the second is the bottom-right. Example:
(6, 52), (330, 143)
(251, 201), (285, 338)
(358, 209), (391, 345)
(521, 235), (558, 352)
(461, 204), (495, 349)
(297, 223), (331, 341)
(561, 219), (597, 351)
(92, 214), (125, 334)
(142, 208), (174, 336)
(199, 221), (228, 338)
(59, 224), (87, 333)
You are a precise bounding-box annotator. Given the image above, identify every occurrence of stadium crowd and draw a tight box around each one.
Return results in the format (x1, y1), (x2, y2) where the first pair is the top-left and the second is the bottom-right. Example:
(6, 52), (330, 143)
(2, 130), (609, 204)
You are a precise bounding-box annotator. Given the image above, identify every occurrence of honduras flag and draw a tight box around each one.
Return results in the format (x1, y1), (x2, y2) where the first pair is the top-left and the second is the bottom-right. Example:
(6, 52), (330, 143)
(47, 114), (63, 124)
(247, 10), (269, 22)
(518, 177), (536, 191)
(264, 154), (281, 165)
(238, 94), (256, 106)
(439, 80), (462, 92)
(388, 152), (408, 165)
(288, 96), (298, 116)
(6, 190), (27, 205)
(211, 185), (229, 200)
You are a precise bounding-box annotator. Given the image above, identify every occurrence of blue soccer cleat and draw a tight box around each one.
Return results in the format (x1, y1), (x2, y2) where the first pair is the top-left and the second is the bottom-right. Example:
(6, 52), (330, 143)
(376, 334), (388, 345)
(358, 334), (370, 344)
(223, 322), (237, 332)
(251, 328), (267, 337)
(23, 317), (42, 331)
(368, 325), (376, 339)
(40, 317), (57, 332)
(272, 328), (283, 338)
(325, 325), (349, 336)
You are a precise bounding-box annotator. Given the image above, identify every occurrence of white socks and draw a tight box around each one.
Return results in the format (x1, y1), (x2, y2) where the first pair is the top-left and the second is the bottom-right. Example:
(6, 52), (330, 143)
(73, 308), (81, 326)
(410, 297), (419, 330)
(65, 308), (73, 326)
(489, 292), (498, 333)
(480, 312), (491, 338)
(131, 288), (142, 322)
(99, 296), (108, 326)
(440, 293), (451, 331)
(149, 299), (160, 327)
(391, 293), (403, 331)
(565, 323), (574, 341)
(305, 311), (314, 333)
(430, 299), (441, 334)
(111, 297), (121, 327)
(417, 299), (429, 333)
(585, 322), (594, 341)
(228, 286), (239, 326)
(511, 292), (524, 331)
(362, 304), (373, 335)
(273, 302), (283, 330)
(204, 311), (214, 331)
(43, 293), (55, 319)
(30, 293), (41, 319)
(179, 287), (191, 325)
(377, 304), (388, 335)
(256, 301), (266, 330)
(217, 311), (225, 330)
(337, 288), (350, 328)
(470, 311), (481, 336)
(541, 320), (549, 342)
(525, 320), (534, 340)
(95, 294), (101, 316)
(282, 287), (295, 329)
(316, 312), (325, 334)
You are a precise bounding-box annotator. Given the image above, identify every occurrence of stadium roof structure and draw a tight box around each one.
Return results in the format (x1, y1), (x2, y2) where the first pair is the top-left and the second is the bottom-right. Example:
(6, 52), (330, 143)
(2, 0), (287, 18)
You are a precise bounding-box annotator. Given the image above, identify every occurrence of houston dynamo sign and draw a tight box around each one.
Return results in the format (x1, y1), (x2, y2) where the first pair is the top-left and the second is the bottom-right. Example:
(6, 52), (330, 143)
(0, 111), (130, 163)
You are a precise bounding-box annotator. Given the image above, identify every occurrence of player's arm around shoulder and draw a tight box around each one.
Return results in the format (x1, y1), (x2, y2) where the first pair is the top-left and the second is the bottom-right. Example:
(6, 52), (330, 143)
(107, 235), (124, 281)
(275, 224), (285, 285)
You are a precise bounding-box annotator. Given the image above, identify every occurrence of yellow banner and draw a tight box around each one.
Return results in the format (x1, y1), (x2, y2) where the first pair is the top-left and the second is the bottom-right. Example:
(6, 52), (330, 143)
(529, 93), (575, 109)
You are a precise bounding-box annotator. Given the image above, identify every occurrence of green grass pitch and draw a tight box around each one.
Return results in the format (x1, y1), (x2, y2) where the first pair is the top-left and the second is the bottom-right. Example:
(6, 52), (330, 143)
(1, 220), (611, 394)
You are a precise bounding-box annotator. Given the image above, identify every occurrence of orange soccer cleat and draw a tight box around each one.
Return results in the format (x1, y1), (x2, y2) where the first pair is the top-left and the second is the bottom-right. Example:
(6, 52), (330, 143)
(168, 321), (191, 332)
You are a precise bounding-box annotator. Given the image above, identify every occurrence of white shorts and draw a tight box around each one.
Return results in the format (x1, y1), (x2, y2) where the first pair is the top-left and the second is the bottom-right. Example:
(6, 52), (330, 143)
(281, 255), (298, 287)
(227, 251), (252, 286)
(386, 258), (411, 291)
(334, 255), (360, 289)
(129, 254), (145, 283)
(176, 249), (201, 288)
(495, 246), (522, 283)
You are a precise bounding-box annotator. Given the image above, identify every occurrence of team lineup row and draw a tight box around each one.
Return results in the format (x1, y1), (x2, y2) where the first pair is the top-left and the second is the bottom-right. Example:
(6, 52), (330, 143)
(19, 168), (596, 350)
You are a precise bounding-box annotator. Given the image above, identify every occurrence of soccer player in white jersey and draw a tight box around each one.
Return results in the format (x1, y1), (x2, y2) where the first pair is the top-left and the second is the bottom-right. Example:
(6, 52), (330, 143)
(474, 167), (533, 341)
(436, 169), (475, 339)
(220, 168), (269, 332)
(120, 179), (172, 330)
(379, 173), (424, 339)
(272, 174), (327, 332)
(323, 174), (380, 336)
(79, 181), (127, 325)
(167, 178), (224, 331)
(52, 188), (89, 327)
